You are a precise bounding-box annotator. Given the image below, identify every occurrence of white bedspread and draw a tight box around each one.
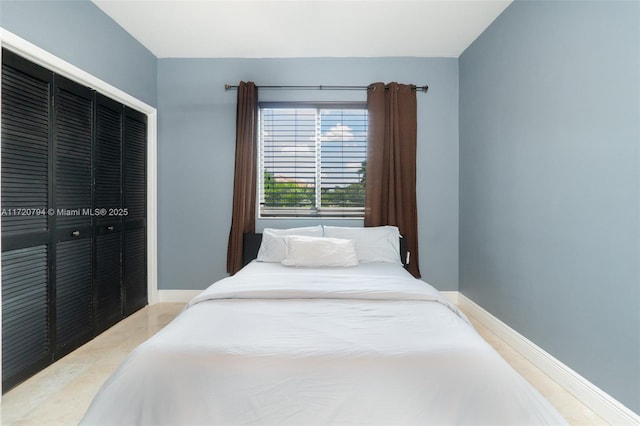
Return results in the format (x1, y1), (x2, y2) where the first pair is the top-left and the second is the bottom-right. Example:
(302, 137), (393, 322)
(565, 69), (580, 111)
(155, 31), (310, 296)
(81, 262), (567, 425)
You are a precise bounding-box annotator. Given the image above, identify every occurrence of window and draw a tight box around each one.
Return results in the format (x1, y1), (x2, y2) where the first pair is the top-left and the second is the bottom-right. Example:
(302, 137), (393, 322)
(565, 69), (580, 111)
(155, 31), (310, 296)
(259, 103), (368, 218)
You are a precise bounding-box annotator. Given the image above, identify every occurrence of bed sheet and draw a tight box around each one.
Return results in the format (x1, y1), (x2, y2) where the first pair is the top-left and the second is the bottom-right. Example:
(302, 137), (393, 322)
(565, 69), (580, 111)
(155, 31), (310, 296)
(81, 262), (566, 425)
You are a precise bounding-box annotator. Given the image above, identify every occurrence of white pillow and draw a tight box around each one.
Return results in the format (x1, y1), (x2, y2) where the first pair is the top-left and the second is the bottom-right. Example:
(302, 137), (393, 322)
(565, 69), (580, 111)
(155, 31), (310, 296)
(322, 225), (402, 264)
(256, 226), (323, 262)
(281, 236), (358, 267)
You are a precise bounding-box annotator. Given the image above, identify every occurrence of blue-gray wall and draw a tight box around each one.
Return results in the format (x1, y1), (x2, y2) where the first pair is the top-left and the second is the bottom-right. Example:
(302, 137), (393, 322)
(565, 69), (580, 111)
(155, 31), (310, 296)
(157, 57), (459, 291)
(459, 0), (640, 413)
(0, 0), (157, 107)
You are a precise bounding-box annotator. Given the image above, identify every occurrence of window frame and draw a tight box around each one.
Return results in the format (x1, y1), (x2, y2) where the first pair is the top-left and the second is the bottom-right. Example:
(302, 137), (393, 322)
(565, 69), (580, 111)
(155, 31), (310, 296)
(258, 101), (368, 219)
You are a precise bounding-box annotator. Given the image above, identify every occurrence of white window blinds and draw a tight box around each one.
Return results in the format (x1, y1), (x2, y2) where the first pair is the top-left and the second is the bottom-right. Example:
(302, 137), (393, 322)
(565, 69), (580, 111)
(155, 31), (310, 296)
(259, 103), (367, 217)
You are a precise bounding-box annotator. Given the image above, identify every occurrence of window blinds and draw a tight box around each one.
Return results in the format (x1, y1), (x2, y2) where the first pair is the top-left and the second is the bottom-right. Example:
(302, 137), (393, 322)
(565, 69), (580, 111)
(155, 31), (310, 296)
(259, 104), (367, 217)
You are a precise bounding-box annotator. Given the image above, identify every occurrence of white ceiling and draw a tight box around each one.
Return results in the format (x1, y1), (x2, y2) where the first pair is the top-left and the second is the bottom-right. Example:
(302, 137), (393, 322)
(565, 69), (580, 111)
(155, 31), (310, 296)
(92, 0), (512, 59)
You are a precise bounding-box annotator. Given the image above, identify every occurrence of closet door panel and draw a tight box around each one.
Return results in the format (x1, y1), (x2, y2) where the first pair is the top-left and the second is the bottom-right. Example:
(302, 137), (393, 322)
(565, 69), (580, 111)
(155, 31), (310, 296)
(95, 96), (122, 224)
(55, 239), (92, 354)
(124, 228), (146, 314)
(94, 94), (124, 333)
(52, 76), (95, 356)
(123, 108), (147, 313)
(95, 233), (122, 333)
(1, 246), (50, 389)
(124, 110), (146, 224)
(1, 53), (51, 237)
(55, 76), (93, 230)
(1, 50), (53, 392)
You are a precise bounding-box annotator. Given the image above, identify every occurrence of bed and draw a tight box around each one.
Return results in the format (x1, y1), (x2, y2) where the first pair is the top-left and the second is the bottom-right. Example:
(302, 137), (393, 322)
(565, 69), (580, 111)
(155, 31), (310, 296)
(81, 226), (566, 425)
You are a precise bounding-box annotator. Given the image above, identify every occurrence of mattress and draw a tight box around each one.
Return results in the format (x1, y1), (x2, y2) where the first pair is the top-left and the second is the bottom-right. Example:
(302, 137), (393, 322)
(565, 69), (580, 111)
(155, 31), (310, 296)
(81, 261), (566, 425)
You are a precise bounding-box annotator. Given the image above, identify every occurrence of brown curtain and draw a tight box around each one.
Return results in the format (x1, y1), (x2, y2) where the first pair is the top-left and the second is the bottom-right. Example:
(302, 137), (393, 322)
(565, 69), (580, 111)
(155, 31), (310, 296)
(365, 82), (421, 278)
(226, 81), (258, 274)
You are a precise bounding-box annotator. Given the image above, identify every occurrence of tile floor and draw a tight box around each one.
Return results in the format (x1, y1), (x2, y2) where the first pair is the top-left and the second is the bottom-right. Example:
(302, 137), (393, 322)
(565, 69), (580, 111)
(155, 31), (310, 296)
(0, 302), (606, 425)
(465, 315), (606, 425)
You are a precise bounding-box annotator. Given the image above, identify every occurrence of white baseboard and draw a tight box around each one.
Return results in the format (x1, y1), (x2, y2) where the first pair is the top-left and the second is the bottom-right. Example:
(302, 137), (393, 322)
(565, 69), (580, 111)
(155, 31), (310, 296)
(458, 293), (640, 426)
(157, 290), (201, 303)
(439, 290), (459, 304)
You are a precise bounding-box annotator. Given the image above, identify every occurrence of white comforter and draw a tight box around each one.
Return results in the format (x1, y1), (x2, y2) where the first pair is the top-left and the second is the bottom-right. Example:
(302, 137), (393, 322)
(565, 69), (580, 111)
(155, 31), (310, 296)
(81, 262), (566, 426)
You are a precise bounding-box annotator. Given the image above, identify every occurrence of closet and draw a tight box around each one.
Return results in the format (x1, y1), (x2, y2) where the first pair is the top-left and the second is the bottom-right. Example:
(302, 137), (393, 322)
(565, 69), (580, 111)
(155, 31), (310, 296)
(1, 49), (147, 391)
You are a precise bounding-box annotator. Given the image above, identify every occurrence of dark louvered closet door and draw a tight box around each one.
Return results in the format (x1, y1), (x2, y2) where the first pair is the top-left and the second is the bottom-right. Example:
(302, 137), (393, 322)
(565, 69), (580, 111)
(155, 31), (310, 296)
(94, 95), (123, 333)
(1, 50), (53, 390)
(123, 108), (147, 314)
(1, 49), (148, 391)
(53, 75), (94, 355)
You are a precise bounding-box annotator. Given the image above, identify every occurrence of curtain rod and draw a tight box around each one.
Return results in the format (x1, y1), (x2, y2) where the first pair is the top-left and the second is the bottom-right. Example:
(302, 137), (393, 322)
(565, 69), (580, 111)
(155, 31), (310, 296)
(224, 84), (429, 93)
